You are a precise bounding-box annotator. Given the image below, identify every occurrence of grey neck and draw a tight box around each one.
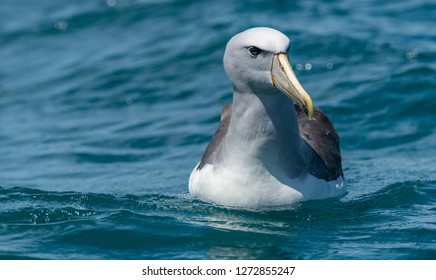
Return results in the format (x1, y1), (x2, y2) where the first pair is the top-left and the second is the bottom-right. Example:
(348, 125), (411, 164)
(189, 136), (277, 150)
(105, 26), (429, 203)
(219, 86), (308, 178)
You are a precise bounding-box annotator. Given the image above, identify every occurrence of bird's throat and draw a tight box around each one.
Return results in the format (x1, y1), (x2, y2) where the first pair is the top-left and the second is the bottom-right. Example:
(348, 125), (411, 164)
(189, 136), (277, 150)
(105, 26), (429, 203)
(219, 89), (306, 178)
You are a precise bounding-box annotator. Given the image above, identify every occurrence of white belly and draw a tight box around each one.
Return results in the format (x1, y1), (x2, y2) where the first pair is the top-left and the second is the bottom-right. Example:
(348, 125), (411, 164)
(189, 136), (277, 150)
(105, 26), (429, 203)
(189, 162), (347, 208)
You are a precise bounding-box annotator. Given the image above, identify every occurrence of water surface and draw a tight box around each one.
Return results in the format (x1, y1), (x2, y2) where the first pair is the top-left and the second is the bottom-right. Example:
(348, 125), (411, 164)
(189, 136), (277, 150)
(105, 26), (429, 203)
(0, 0), (435, 259)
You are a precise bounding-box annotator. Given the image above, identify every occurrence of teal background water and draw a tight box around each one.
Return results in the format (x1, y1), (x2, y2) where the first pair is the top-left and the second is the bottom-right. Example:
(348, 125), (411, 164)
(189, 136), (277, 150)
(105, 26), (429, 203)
(0, 0), (435, 259)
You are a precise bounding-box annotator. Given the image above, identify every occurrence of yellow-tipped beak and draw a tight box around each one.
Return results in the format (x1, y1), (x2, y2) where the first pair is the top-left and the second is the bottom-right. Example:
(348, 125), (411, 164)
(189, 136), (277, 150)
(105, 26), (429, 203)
(271, 53), (314, 119)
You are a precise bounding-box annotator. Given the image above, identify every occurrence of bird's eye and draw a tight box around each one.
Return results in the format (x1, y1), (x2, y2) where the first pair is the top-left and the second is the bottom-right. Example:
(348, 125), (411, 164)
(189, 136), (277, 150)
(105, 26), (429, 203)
(248, 46), (262, 56)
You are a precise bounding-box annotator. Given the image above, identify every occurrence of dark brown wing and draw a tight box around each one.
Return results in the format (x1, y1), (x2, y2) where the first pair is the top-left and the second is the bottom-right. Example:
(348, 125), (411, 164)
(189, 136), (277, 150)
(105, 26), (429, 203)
(197, 103), (232, 170)
(296, 105), (344, 181)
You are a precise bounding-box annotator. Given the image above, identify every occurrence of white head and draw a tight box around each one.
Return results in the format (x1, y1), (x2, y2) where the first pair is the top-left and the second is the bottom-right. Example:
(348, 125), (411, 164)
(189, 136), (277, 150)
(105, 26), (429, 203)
(223, 27), (314, 118)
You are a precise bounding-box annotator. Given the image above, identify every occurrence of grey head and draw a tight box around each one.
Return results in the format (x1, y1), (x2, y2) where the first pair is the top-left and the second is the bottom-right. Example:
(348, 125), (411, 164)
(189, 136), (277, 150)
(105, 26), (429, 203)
(223, 27), (314, 117)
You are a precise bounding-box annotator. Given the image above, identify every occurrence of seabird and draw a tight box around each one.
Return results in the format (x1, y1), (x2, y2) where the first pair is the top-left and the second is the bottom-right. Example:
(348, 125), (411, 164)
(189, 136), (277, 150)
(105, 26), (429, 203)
(189, 27), (346, 207)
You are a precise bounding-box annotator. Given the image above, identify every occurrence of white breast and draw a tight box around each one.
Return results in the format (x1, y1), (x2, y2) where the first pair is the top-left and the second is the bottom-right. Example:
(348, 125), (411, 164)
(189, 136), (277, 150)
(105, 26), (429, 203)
(189, 162), (346, 208)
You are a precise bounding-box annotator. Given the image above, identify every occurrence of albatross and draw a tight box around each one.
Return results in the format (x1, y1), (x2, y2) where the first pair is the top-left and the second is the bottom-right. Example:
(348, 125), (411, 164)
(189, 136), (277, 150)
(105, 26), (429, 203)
(189, 27), (346, 207)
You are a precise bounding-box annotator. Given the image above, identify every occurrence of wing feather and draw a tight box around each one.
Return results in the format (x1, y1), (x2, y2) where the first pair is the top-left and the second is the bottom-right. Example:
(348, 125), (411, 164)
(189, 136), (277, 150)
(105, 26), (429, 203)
(197, 103), (232, 170)
(296, 105), (344, 181)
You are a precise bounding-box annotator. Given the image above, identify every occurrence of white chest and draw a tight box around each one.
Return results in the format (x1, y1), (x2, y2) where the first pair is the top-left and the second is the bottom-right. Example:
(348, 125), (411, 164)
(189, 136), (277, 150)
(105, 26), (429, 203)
(189, 162), (346, 207)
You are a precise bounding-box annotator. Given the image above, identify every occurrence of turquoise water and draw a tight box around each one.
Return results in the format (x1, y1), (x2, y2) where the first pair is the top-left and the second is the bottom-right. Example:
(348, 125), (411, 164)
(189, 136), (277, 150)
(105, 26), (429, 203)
(0, 0), (435, 259)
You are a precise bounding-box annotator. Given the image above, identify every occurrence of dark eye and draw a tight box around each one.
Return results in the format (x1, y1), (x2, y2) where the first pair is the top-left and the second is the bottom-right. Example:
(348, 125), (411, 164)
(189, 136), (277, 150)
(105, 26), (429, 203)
(248, 46), (262, 56)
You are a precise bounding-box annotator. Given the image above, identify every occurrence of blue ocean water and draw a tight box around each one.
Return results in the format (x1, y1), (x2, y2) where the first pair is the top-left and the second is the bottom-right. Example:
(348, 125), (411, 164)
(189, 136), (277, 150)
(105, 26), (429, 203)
(0, 0), (435, 259)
